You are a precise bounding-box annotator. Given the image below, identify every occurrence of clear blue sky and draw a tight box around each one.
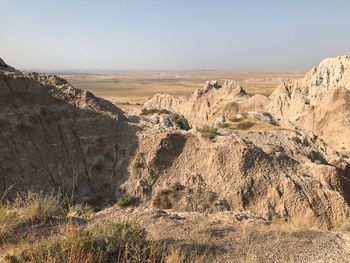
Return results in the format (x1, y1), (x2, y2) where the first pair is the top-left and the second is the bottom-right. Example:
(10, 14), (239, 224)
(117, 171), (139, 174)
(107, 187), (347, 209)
(1, 0), (350, 70)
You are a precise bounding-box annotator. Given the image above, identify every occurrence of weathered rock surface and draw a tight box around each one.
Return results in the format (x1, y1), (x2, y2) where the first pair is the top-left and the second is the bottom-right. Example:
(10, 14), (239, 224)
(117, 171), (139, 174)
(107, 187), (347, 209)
(124, 127), (350, 228)
(268, 55), (350, 153)
(0, 58), (137, 205)
(2, 57), (350, 229)
(143, 93), (187, 111)
(144, 80), (269, 127)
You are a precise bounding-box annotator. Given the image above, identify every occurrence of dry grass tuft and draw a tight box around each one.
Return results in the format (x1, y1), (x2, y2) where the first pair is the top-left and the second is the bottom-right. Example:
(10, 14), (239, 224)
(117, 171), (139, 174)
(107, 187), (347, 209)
(14, 191), (62, 222)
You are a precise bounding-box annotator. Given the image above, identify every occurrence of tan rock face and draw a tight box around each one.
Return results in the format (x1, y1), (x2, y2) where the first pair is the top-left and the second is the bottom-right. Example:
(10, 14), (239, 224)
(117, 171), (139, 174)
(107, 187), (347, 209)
(0, 61), (137, 205)
(297, 88), (350, 153)
(144, 80), (269, 127)
(268, 55), (350, 153)
(124, 128), (350, 228)
(143, 93), (187, 111)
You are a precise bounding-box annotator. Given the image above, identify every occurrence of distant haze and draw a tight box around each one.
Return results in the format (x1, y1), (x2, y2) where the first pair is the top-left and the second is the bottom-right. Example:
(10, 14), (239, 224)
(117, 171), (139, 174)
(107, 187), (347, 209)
(1, 0), (350, 70)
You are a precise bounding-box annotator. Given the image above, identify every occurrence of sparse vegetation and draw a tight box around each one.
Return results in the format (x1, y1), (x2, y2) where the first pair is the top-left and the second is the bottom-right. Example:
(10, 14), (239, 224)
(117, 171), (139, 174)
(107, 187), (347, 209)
(1, 191), (201, 263)
(235, 121), (255, 130)
(134, 161), (145, 169)
(117, 193), (139, 208)
(218, 120), (255, 130)
(14, 191), (62, 222)
(66, 203), (94, 220)
(153, 184), (186, 210)
(198, 125), (218, 140)
(0, 204), (22, 237)
(333, 219), (350, 231)
(0, 191), (64, 245)
(141, 108), (170, 116)
(5, 221), (166, 263)
(290, 136), (302, 144)
(228, 116), (241, 122)
(153, 189), (173, 209)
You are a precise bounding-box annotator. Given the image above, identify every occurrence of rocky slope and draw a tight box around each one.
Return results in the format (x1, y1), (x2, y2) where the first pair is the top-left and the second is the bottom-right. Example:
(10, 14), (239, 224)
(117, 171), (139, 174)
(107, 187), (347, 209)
(0, 59), (137, 205)
(123, 127), (350, 228)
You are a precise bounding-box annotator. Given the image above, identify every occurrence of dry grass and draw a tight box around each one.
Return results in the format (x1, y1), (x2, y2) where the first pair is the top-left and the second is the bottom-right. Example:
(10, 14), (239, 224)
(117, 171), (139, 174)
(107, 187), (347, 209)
(0, 190), (202, 263)
(0, 191), (63, 240)
(14, 191), (62, 222)
(5, 221), (162, 263)
(4, 220), (204, 263)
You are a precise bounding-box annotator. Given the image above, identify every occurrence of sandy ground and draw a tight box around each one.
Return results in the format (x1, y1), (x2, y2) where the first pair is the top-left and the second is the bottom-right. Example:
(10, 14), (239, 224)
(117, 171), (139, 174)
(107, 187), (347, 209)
(62, 71), (304, 109)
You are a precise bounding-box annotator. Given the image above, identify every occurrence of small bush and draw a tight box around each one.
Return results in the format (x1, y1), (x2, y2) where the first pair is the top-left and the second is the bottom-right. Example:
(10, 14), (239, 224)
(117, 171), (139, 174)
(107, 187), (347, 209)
(134, 161), (145, 169)
(170, 113), (183, 125)
(153, 189), (173, 209)
(198, 125), (217, 140)
(290, 136), (302, 144)
(117, 193), (139, 208)
(153, 185), (186, 210)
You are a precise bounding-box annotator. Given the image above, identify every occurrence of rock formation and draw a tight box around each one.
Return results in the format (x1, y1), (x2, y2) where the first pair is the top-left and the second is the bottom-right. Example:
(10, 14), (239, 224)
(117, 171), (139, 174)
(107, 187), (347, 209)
(268, 55), (350, 153)
(1, 57), (350, 228)
(0, 58), (137, 205)
(144, 80), (269, 127)
(123, 127), (350, 228)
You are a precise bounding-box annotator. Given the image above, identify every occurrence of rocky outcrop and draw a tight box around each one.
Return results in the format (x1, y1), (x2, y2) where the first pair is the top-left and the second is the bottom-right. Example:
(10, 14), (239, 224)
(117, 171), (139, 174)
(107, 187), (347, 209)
(268, 56), (350, 120)
(0, 58), (16, 72)
(143, 93), (187, 111)
(0, 58), (137, 205)
(124, 127), (350, 228)
(268, 56), (350, 153)
(297, 88), (350, 153)
(144, 80), (269, 127)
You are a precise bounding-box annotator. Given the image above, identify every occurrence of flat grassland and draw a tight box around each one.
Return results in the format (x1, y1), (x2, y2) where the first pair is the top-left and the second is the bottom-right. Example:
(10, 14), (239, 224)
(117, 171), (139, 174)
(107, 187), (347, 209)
(62, 71), (304, 110)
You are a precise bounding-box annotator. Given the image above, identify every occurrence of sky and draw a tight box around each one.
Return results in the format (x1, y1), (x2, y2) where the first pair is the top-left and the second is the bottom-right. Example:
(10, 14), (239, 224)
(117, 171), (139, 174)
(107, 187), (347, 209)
(1, 0), (350, 70)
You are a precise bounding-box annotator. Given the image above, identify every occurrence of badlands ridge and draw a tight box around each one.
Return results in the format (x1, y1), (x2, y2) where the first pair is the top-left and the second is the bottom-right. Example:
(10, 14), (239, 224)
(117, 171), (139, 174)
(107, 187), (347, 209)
(1, 56), (350, 231)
